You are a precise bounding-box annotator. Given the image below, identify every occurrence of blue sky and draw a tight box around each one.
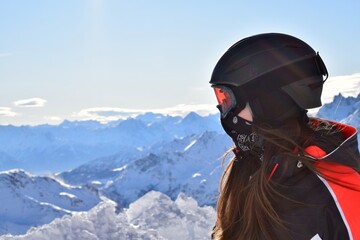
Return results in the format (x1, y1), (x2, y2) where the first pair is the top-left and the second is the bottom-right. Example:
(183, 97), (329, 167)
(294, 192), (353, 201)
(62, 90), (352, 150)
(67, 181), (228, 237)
(1, 1), (360, 125)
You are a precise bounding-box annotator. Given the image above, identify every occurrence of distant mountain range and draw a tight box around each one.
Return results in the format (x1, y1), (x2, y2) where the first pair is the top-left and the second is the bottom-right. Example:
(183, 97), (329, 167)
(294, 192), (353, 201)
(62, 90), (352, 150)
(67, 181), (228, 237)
(0, 112), (221, 172)
(0, 93), (359, 237)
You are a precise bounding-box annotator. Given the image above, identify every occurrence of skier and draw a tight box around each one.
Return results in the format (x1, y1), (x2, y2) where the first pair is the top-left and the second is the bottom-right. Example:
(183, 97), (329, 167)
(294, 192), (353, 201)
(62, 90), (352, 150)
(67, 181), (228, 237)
(209, 33), (360, 240)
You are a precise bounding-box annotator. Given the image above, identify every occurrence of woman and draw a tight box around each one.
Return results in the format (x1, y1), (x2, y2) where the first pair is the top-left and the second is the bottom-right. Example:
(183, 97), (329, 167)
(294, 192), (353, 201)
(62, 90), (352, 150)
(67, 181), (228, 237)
(209, 33), (360, 240)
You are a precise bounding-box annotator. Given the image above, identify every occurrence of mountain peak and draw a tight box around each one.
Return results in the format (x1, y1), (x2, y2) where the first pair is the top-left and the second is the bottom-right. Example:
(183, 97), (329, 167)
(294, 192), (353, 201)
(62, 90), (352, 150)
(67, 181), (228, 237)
(317, 93), (360, 122)
(0, 168), (33, 180)
(59, 120), (103, 129)
(333, 92), (344, 100)
(183, 112), (202, 122)
(135, 112), (167, 124)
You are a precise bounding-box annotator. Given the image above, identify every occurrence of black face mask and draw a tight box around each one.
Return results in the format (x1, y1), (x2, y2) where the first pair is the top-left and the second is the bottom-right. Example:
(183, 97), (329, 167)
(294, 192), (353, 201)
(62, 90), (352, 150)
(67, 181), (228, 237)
(220, 111), (263, 157)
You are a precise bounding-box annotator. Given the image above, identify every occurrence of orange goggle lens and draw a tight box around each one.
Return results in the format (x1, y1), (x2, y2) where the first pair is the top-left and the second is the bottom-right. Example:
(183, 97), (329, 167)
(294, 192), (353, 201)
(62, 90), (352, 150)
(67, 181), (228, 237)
(213, 86), (236, 118)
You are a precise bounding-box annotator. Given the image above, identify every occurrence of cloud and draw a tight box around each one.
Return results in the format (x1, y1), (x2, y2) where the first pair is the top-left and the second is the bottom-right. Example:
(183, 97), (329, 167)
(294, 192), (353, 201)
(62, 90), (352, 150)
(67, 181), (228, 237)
(73, 104), (218, 123)
(73, 107), (143, 123)
(44, 116), (63, 122)
(155, 104), (218, 116)
(322, 73), (360, 103)
(14, 98), (47, 108)
(0, 107), (17, 117)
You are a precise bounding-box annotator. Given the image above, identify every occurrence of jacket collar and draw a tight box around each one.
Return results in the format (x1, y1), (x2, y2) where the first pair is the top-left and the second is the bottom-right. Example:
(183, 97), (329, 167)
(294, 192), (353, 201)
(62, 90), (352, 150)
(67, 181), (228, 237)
(305, 118), (360, 171)
(268, 118), (360, 181)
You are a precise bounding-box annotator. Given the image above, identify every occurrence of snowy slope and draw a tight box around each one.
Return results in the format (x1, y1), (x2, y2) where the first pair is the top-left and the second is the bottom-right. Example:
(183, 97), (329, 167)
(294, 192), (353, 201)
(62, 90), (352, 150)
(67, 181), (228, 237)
(61, 131), (233, 207)
(0, 191), (216, 240)
(58, 148), (146, 186)
(0, 169), (101, 235)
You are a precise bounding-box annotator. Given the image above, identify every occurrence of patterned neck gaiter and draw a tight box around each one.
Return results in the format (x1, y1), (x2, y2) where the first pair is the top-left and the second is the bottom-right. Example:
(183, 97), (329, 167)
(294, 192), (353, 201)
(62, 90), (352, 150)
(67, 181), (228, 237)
(220, 111), (263, 157)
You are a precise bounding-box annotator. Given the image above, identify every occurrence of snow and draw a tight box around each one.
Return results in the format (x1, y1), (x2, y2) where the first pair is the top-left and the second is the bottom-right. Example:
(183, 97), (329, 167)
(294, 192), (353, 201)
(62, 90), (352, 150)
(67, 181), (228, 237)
(0, 170), (101, 235)
(95, 132), (231, 207)
(90, 181), (101, 185)
(59, 192), (77, 199)
(184, 140), (197, 151)
(317, 93), (360, 122)
(112, 165), (127, 172)
(192, 173), (201, 178)
(0, 192), (215, 240)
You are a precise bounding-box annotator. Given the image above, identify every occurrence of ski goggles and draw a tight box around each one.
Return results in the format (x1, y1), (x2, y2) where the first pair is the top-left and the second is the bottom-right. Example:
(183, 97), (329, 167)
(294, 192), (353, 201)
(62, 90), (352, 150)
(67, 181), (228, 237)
(212, 85), (237, 118)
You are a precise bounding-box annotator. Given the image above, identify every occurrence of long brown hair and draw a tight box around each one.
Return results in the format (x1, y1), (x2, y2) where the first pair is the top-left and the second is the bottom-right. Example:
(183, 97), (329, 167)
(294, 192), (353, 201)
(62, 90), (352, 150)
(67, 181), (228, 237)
(212, 118), (344, 240)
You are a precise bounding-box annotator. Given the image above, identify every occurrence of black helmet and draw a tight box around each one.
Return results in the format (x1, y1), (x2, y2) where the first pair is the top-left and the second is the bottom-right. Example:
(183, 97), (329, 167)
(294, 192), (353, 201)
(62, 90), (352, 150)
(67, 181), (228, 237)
(210, 33), (328, 123)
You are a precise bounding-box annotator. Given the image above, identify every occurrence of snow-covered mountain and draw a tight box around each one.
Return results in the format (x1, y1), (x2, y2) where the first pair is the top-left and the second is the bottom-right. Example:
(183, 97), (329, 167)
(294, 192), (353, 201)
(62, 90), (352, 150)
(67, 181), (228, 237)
(0, 92), (359, 238)
(0, 112), (221, 172)
(317, 93), (360, 147)
(317, 93), (360, 123)
(60, 131), (232, 207)
(2, 92), (357, 174)
(57, 93), (360, 210)
(0, 191), (216, 240)
(103, 132), (232, 207)
(0, 169), (101, 235)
